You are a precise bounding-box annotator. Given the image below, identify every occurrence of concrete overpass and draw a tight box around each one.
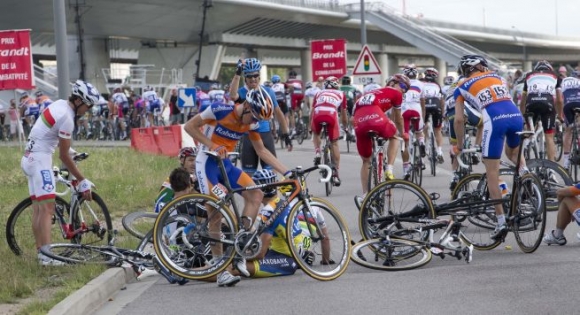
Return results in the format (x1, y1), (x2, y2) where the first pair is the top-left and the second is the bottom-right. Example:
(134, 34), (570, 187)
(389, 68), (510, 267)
(1, 0), (579, 94)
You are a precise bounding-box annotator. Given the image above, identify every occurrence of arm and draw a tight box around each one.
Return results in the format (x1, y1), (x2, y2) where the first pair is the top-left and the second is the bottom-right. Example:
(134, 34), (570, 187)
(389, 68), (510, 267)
(58, 138), (91, 201)
(254, 233), (273, 260)
(392, 107), (404, 137)
(250, 135), (289, 175)
(555, 89), (563, 121)
(557, 186), (580, 200)
(454, 100), (466, 150)
(229, 59), (244, 101)
(274, 106), (289, 134)
(421, 97), (426, 121)
(519, 91), (527, 114)
(184, 114), (216, 151)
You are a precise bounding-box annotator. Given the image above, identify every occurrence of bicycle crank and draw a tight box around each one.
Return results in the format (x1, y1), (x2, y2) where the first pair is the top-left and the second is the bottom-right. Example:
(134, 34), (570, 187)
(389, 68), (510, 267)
(234, 230), (262, 260)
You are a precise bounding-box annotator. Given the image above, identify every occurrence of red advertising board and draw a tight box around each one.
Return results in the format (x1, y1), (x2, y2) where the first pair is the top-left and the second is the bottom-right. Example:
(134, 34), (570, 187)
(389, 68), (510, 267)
(310, 39), (347, 80)
(0, 29), (34, 90)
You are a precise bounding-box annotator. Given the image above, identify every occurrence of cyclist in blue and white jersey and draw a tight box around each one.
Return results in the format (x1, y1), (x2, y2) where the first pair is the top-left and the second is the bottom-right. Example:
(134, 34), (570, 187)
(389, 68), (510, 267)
(441, 75), (454, 96)
(207, 83), (225, 105)
(362, 77), (381, 94)
(142, 86), (166, 127)
(401, 64), (426, 178)
(271, 74), (288, 123)
(519, 60), (562, 161)
(35, 91), (53, 113)
(111, 87), (129, 140)
(559, 70), (580, 168)
(454, 55), (526, 240)
(196, 86), (211, 113)
(229, 58), (292, 176)
(422, 67), (445, 163)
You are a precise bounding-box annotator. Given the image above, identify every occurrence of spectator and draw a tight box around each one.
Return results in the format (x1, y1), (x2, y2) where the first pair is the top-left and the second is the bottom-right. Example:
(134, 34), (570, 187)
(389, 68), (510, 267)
(543, 183), (580, 245)
(559, 66), (568, 79)
(168, 88), (181, 125)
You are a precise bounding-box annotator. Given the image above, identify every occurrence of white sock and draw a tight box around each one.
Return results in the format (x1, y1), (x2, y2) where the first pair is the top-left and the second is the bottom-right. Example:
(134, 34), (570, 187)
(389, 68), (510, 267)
(497, 214), (506, 226)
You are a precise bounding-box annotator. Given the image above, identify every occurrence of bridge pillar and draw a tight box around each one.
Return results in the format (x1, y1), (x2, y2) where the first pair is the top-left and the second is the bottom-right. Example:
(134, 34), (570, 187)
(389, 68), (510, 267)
(378, 53), (399, 81)
(434, 58), (447, 85)
(523, 61), (533, 72)
(300, 49), (312, 83)
(196, 44), (226, 81)
(68, 36), (109, 93)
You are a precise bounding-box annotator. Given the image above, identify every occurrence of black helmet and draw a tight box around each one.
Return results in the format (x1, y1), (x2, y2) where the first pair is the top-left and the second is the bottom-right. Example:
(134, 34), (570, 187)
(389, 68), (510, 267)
(459, 55), (489, 76)
(341, 76), (351, 85)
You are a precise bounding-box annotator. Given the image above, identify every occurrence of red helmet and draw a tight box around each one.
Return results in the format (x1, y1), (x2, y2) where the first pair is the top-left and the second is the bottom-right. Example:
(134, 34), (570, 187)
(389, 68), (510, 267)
(387, 74), (411, 93)
(178, 146), (198, 159)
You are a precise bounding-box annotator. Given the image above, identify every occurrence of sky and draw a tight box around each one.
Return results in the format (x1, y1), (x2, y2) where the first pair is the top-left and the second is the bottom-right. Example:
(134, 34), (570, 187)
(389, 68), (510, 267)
(341, 0), (578, 38)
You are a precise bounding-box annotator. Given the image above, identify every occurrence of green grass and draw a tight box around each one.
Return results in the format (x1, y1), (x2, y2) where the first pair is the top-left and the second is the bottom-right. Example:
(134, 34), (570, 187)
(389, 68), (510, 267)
(0, 146), (176, 312)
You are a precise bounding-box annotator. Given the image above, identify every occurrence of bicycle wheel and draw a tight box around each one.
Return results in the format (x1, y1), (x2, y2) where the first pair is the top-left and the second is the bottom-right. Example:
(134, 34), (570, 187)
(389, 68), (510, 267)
(40, 243), (118, 265)
(527, 159), (572, 212)
(286, 198), (350, 281)
(429, 131), (437, 177)
(70, 192), (113, 245)
(411, 142), (423, 186)
(153, 194), (238, 280)
(554, 126), (564, 162)
(296, 120), (305, 145)
(6, 196), (71, 257)
(122, 211), (157, 239)
(359, 179), (435, 241)
(350, 238), (431, 271)
(323, 144), (333, 196)
(511, 173), (546, 253)
(367, 152), (379, 193)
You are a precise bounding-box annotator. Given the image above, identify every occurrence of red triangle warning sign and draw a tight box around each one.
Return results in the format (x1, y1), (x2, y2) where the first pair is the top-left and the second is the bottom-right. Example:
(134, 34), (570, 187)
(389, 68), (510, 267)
(352, 45), (382, 75)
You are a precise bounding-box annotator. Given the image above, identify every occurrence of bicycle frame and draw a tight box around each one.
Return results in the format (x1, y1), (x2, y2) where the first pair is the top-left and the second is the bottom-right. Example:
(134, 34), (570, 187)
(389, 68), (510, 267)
(524, 114), (546, 159)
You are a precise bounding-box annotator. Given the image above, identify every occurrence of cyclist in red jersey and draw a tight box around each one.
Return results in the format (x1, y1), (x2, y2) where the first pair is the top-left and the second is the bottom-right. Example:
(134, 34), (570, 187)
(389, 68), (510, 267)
(311, 76), (348, 186)
(286, 70), (304, 136)
(353, 74), (409, 206)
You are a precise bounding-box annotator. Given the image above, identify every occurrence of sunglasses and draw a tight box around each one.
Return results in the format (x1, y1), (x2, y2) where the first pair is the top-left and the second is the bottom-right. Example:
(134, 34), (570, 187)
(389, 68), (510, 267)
(245, 74), (260, 79)
(398, 82), (409, 93)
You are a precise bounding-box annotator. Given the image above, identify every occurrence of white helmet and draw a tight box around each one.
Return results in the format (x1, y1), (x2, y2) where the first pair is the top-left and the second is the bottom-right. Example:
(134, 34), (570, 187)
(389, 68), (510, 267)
(71, 80), (100, 107)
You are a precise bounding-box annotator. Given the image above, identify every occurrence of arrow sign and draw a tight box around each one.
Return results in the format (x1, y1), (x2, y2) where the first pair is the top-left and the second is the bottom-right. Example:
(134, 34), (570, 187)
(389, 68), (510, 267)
(178, 88), (196, 108)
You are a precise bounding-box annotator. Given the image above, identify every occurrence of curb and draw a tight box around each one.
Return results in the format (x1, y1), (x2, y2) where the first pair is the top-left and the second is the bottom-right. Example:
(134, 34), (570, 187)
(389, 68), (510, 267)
(47, 266), (135, 315)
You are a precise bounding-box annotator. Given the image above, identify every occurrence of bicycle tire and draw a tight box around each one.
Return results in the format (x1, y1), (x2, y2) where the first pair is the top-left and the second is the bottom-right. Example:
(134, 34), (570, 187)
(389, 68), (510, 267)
(296, 120), (305, 145)
(367, 152), (379, 193)
(554, 127), (563, 162)
(70, 192), (113, 245)
(323, 145), (333, 196)
(122, 211), (158, 240)
(411, 141), (423, 186)
(285, 198), (351, 281)
(511, 173), (546, 253)
(153, 194), (238, 280)
(6, 196), (71, 256)
(527, 159), (572, 212)
(429, 131), (436, 177)
(39, 243), (118, 265)
(350, 238), (431, 271)
(359, 179), (435, 241)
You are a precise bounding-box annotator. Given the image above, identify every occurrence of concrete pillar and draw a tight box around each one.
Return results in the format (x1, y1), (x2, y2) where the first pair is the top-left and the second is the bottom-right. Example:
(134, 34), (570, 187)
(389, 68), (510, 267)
(195, 44), (226, 81)
(300, 48), (312, 83)
(523, 60), (533, 72)
(68, 36), (109, 93)
(260, 65), (268, 84)
(434, 58), (447, 86)
(378, 53), (388, 84)
(138, 46), (198, 86)
(387, 54), (399, 77)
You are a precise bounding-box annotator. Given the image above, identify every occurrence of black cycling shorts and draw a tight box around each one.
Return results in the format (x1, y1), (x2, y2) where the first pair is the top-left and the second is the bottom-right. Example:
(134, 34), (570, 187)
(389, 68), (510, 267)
(241, 131), (277, 175)
(525, 102), (556, 133)
(425, 106), (443, 128)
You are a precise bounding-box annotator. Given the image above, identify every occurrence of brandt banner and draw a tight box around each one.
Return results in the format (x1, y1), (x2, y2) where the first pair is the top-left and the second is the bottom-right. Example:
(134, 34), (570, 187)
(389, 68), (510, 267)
(310, 39), (347, 80)
(0, 29), (34, 90)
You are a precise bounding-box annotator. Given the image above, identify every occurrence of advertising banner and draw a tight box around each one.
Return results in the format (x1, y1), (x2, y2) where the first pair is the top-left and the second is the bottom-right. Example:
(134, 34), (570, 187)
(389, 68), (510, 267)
(310, 39), (347, 80)
(0, 29), (34, 90)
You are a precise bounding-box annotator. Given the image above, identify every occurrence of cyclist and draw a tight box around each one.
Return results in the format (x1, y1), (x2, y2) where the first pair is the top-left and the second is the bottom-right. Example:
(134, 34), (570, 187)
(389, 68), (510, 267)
(228, 58), (292, 176)
(560, 70), (580, 168)
(21, 80), (99, 265)
(311, 76), (348, 186)
(184, 83), (291, 286)
(519, 60), (562, 161)
(401, 64), (426, 179)
(453, 55), (526, 240)
(207, 83), (226, 105)
(511, 71), (527, 105)
(271, 74), (289, 127)
(422, 67), (446, 163)
(35, 90), (53, 113)
(154, 146), (200, 213)
(353, 74), (408, 207)
(19, 92), (40, 136)
(286, 69), (304, 137)
(441, 75), (454, 96)
(340, 76), (360, 140)
(363, 77), (381, 93)
(111, 87), (129, 140)
(143, 86), (166, 127)
(542, 182), (580, 245)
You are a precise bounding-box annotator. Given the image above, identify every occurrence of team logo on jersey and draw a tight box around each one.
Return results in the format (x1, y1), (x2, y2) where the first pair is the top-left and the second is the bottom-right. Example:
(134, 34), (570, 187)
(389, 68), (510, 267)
(40, 170), (54, 192)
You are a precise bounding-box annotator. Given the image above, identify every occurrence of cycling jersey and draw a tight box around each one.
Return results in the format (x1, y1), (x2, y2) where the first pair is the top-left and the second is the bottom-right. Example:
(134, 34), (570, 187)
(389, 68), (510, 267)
(154, 176), (200, 213)
(423, 81), (443, 127)
(363, 83), (381, 93)
(22, 98), (40, 119)
(237, 85), (279, 132)
(353, 87), (402, 158)
(286, 79), (304, 110)
(311, 90), (346, 141)
(143, 90), (162, 113)
(340, 84), (358, 115)
(36, 96), (53, 112)
(208, 89), (225, 104)
(271, 83), (286, 102)
(402, 79), (424, 113)
(523, 71), (561, 106)
(561, 76), (580, 126)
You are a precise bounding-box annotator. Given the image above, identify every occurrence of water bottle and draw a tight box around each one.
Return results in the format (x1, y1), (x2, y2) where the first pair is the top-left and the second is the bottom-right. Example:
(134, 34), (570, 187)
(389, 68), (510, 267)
(499, 180), (509, 198)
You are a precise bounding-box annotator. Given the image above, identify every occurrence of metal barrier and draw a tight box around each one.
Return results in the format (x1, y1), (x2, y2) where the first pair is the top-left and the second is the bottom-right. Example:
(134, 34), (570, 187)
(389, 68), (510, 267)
(101, 66), (183, 92)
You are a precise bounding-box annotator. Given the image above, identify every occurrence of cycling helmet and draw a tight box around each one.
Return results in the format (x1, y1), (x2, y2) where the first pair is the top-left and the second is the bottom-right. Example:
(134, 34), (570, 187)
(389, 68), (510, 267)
(459, 55), (489, 76)
(443, 76), (454, 85)
(246, 86), (273, 120)
(386, 74), (411, 93)
(243, 58), (261, 74)
(113, 86), (122, 93)
(305, 81), (313, 89)
(252, 169), (277, 198)
(289, 70), (298, 78)
(402, 64), (418, 78)
(20, 91), (29, 98)
(210, 83), (219, 90)
(71, 80), (100, 107)
(534, 60), (554, 72)
(324, 76), (339, 90)
(572, 70), (580, 78)
(144, 85), (154, 92)
(178, 146), (198, 159)
(424, 68), (439, 81)
(35, 90), (43, 97)
(341, 76), (351, 85)
(271, 75), (281, 84)
(263, 80), (272, 87)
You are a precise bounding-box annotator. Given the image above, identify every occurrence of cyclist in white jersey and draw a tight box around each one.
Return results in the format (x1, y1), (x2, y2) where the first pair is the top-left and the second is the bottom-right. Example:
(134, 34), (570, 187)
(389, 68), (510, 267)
(21, 80), (100, 265)
(143, 86), (166, 127)
(207, 83), (226, 104)
(112, 87), (129, 140)
(441, 76), (454, 96)
(363, 78), (381, 94)
(401, 64), (426, 178)
(422, 68), (446, 163)
(559, 70), (580, 168)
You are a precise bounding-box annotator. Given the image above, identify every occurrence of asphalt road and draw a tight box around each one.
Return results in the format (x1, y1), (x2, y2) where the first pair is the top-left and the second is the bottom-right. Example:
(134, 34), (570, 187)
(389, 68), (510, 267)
(94, 139), (579, 315)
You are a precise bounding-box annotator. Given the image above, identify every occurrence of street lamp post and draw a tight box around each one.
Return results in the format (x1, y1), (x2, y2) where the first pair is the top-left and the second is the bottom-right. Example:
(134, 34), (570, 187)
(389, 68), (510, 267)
(511, 26), (526, 69)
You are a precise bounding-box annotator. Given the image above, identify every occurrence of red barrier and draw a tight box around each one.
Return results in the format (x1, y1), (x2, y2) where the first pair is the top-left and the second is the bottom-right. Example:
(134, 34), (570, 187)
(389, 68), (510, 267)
(153, 125), (182, 157)
(131, 128), (161, 155)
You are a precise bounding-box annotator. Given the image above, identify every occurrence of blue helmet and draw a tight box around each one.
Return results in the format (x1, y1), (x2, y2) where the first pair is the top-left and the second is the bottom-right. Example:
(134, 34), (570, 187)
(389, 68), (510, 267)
(271, 75), (281, 83)
(243, 58), (261, 74)
(252, 169), (277, 198)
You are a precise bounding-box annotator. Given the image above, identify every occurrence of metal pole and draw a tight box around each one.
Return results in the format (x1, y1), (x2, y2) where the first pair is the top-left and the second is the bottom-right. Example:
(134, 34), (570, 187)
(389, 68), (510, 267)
(360, 0), (366, 46)
(195, 0), (212, 82)
(53, 0), (71, 99)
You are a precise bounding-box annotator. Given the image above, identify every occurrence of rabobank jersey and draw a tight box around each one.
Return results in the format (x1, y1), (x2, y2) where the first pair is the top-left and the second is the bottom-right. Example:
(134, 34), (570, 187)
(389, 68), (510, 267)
(25, 100), (74, 154)
(561, 77), (580, 105)
(454, 71), (513, 112)
(271, 83), (286, 102)
(208, 90), (225, 104)
(523, 71), (560, 105)
(286, 79), (303, 95)
(237, 85), (279, 132)
(423, 81), (443, 108)
(112, 92), (129, 109)
(402, 79), (424, 112)
(198, 102), (260, 152)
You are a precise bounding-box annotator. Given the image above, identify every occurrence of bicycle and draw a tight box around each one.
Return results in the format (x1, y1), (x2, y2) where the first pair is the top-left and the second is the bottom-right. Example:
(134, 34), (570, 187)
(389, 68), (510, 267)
(554, 119), (564, 162)
(404, 117), (423, 186)
(319, 122), (337, 196)
(153, 108), (166, 127)
(523, 113), (546, 160)
(39, 230), (188, 285)
(152, 154), (351, 281)
(424, 114), (437, 177)
(292, 107), (308, 145)
(450, 125), (480, 191)
(360, 131), (546, 253)
(566, 108), (580, 181)
(6, 153), (113, 257)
